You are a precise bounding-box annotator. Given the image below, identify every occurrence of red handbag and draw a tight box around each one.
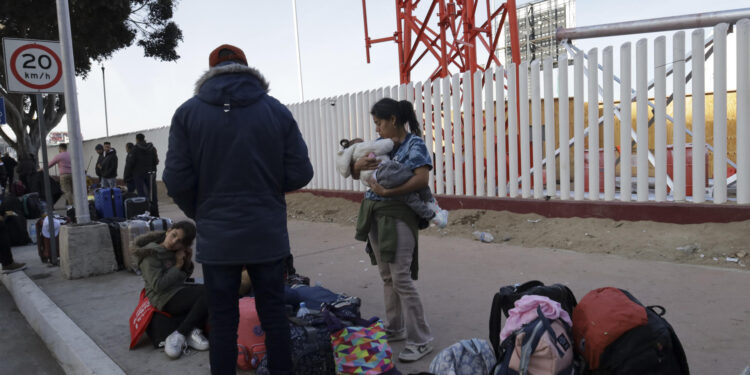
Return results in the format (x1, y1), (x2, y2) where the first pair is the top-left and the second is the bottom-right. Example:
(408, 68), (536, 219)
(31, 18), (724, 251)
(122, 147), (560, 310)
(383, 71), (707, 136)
(129, 289), (171, 349)
(236, 297), (266, 370)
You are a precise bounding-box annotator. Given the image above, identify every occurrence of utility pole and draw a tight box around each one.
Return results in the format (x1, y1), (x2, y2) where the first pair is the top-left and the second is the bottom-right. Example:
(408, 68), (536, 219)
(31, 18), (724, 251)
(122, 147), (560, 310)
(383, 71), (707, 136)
(102, 65), (109, 137)
(55, 0), (90, 224)
(292, 0), (305, 101)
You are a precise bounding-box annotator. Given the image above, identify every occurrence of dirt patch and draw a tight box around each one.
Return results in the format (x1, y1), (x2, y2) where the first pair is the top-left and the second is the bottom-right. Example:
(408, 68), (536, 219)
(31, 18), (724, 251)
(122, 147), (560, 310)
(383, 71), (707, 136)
(286, 192), (750, 270)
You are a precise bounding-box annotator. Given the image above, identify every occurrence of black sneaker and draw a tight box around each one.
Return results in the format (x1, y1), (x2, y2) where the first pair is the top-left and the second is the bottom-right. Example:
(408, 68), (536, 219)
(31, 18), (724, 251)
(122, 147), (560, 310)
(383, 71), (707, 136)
(2, 262), (27, 274)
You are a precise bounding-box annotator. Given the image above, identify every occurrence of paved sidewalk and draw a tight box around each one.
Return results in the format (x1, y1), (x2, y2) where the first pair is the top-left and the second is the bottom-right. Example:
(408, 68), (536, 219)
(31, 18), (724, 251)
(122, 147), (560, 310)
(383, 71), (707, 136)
(5, 203), (750, 374)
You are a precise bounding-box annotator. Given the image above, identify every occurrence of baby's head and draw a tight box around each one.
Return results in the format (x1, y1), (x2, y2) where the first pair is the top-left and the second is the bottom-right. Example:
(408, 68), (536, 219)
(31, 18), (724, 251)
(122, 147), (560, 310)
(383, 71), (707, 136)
(340, 138), (364, 149)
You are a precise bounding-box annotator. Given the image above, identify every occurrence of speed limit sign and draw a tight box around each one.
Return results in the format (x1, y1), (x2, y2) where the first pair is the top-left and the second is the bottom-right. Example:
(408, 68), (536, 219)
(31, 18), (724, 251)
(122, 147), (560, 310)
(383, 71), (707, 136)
(3, 38), (64, 93)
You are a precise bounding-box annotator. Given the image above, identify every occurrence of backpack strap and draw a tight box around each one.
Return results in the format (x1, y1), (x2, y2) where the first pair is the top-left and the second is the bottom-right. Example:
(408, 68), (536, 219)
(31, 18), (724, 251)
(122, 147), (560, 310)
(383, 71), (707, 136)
(490, 280), (545, 359)
(489, 291), (505, 358)
(519, 320), (545, 375)
(518, 306), (568, 374)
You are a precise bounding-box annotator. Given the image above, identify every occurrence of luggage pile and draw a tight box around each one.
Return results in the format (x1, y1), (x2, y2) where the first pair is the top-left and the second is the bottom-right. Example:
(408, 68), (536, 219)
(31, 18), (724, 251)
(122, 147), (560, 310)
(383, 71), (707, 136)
(94, 187), (172, 273)
(240, 272), (401, 375)
(423, 280), (690, 375)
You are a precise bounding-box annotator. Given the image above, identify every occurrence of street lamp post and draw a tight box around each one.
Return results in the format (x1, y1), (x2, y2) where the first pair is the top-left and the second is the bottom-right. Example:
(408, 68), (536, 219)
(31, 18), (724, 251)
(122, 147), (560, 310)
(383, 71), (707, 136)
(102, 65), (109, 137)
(292, 0), (304, 102)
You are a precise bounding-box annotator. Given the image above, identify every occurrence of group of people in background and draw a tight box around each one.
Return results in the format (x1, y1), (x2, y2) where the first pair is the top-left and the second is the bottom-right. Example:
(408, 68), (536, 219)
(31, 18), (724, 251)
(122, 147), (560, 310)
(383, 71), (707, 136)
(93, 133), (160, 215)
(0, 131), (159, 215)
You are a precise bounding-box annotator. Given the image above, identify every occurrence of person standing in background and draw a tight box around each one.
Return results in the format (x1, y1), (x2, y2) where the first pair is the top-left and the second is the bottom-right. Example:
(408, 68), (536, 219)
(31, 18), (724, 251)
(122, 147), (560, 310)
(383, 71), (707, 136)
(2, 153), (17, 189)
(49, 144), (74, 208)
(132, 133), (160, 216)
(100, 142), (118, 188)
(16, 153), (36, 194)
(94, 144), (104, 186)
(124, 142), (136, 193)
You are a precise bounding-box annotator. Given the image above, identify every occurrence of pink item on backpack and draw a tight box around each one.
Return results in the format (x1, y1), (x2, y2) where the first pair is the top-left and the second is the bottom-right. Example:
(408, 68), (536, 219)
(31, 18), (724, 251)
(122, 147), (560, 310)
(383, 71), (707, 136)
(500, 295), (572, 341)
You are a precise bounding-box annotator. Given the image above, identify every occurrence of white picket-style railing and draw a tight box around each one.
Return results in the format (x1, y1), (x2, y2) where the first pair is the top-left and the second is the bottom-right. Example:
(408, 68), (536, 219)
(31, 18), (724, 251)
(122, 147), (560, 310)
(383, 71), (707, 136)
(287, 20), (750, 205)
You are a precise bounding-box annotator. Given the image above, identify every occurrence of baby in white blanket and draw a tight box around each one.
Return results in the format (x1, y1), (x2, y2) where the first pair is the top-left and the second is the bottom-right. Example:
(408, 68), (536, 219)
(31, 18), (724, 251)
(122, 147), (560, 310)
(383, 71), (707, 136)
(335, 138), (448, 228)
(335, 138), (394, 188)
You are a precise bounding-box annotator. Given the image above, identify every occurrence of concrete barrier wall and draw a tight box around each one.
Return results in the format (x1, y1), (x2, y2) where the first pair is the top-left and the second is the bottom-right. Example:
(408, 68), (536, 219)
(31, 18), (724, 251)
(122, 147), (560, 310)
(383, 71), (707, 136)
(44, 127), (170, 181)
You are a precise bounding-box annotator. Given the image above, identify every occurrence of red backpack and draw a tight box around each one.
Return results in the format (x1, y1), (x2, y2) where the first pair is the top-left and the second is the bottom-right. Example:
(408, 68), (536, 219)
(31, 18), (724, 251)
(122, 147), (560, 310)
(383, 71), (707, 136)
(237, 297), (266, 370)
(572, 287), (689, 374)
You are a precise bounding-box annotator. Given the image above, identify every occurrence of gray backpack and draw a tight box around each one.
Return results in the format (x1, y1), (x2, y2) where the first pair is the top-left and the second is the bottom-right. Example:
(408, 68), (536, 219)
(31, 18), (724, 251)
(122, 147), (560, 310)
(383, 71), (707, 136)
(429, 338), (497, 375)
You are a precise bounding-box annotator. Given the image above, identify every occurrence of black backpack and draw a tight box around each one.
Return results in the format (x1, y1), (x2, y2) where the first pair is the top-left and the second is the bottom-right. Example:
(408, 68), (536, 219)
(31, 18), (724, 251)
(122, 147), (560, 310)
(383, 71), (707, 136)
(22, 193), (42, 219)
(588, 290), (689, 375)
(490, 280), (578, 358)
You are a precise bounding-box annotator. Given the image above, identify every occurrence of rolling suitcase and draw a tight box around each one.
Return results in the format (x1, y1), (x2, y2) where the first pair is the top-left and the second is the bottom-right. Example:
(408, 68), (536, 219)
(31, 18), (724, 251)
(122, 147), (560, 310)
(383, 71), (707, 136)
(147, 217), (172, 231)
(36, 215), (70, 264)
(147, 172), (159, 217)
(95, 188), (125, 219)
(99, 217), (127, 270)
(120, 220), (150, 273)
(134, 215), (173, 231)
(124, 197), (149, 219)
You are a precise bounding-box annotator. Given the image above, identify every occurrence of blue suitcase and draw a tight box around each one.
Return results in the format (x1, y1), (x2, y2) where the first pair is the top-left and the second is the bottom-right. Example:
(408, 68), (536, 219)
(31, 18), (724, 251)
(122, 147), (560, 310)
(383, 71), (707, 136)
(95, 188), (124, 219)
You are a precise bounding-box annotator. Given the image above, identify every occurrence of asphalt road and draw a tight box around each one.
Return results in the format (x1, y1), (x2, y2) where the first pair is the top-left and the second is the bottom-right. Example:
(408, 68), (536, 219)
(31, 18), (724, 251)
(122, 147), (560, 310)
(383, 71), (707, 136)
(0, 282), (64, 375)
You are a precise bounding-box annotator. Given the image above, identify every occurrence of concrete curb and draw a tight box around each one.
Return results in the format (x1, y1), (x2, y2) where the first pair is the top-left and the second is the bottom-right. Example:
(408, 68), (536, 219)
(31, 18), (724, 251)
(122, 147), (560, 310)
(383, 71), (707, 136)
(1, 270), (126, 375)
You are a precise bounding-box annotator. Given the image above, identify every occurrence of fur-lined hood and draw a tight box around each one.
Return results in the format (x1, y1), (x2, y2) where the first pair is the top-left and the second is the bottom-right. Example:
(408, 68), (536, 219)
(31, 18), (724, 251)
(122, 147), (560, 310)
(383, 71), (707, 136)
(132, 231), (167, 260)
(194, 64), (269, 108)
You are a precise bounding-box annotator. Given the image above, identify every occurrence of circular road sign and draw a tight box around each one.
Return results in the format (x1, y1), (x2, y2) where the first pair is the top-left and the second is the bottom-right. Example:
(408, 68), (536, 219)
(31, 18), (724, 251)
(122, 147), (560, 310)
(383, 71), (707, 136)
(9, 43), (63, 91)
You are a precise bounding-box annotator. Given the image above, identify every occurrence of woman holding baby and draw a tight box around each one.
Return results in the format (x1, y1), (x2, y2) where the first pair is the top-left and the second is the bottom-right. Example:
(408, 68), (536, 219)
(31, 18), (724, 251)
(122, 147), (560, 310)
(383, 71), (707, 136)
(351, 98), (435, 362)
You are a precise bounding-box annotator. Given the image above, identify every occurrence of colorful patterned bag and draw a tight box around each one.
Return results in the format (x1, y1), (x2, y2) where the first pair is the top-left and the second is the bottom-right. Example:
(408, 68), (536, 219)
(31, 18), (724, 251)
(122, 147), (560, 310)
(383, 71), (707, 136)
(325, 312), (400, 375)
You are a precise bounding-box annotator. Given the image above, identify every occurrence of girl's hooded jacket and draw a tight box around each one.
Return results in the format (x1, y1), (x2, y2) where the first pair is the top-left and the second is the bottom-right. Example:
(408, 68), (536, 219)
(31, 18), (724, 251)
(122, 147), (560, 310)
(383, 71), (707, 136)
(133, 231), (194, 310)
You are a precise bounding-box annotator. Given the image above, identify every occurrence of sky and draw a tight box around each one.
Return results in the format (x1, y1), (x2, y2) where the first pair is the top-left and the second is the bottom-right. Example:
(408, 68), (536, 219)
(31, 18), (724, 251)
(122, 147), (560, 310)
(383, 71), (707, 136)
(28, 0), (750, 140)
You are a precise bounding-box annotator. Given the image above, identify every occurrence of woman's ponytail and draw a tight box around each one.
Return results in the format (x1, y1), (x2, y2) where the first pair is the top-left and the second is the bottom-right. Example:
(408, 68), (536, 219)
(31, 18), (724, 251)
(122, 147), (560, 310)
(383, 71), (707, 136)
(371, 98), (422, 137)
(398, 100), (422, 137)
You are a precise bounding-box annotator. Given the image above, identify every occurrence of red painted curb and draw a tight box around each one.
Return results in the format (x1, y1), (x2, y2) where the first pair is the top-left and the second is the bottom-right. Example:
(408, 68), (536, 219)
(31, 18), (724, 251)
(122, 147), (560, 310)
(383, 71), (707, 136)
(290, 189), (750, 224)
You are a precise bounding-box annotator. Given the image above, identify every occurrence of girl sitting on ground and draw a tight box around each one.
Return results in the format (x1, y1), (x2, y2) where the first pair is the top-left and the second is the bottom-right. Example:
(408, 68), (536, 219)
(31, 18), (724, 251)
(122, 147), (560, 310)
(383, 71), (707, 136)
(134, 221), (209, 359)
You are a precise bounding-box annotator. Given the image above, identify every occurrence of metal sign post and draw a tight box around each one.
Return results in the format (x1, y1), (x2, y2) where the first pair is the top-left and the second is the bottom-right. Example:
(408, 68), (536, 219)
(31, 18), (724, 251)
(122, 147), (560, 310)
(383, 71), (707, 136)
(55, 0), (90, 225)
(0, 98), (6, 124)
(2, 37), (64, 266)
(35, 94), (59, 265)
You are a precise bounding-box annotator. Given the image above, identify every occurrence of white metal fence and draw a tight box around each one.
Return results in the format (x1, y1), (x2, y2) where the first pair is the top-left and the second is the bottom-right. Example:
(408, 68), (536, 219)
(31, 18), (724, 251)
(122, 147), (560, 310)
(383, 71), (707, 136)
(290, 20), (749, 205)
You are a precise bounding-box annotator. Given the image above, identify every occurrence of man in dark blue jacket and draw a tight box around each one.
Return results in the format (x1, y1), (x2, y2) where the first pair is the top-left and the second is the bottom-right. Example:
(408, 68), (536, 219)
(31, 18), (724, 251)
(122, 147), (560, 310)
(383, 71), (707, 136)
(164, 44), (313, 375)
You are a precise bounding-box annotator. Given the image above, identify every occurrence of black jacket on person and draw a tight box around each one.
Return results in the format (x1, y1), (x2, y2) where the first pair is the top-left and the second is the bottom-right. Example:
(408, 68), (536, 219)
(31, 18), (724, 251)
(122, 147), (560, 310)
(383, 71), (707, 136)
(101, 149), (118, 178)
(163, 63), (313, 265)
(95, 153), (104, 178)
(131, 141), (158, 177)
(123, 150), (135, 182)
(2, 156), (17, 178)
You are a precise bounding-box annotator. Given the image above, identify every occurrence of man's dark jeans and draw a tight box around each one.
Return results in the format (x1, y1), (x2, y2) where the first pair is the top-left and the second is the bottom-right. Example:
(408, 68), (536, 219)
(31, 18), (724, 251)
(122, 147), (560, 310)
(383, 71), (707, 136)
(203, 258), (293, 375)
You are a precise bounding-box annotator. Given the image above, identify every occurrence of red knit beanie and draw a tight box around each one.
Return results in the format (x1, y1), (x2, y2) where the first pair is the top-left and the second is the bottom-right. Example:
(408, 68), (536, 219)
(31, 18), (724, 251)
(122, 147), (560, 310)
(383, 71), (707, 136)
(209, 44), (248, 67)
